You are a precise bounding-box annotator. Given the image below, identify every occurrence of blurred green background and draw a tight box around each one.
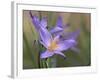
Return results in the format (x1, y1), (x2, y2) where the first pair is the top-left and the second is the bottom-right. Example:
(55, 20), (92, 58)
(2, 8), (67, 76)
(23, 10), (91, 69)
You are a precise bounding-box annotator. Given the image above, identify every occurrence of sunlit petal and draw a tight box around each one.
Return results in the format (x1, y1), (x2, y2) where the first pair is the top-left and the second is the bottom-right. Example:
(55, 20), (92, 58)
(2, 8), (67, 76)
(70, 47), (80, 53)
(40, 50), (54, 59)
(54, 51), (66, 57)
(63, 29), (80, 40)
(40, 17), (47, 28)
(39, 27), (52, 47)
(56, 16), (63, 27)
(50, 26), (63, 34)
(32, 16), (40, 30)
(56, 39), (77, 51)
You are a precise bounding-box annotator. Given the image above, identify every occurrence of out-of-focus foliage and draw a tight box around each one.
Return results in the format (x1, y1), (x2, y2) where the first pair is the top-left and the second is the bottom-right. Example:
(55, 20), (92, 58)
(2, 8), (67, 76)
(23, 10), (91, 69)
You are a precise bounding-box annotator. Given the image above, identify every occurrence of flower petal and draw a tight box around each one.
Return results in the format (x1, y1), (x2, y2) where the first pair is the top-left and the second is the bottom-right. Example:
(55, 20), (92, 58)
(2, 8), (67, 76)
(54, 51), (66, 57)
(50, 26), (63, 34)
(63, 29), (80, 40)
(56, 39), (77, 51)
(40, 50), (54, 59)
(31, 16), (40, 30)
(50, 16), (64, 36)
(40, 17), (47, 28)
(70, 47), (80, 53)
(39, 27), (52, 47)
(56, 16), (63, 28)
(53, 34), (60, 40)
(30, 14), (47, 31)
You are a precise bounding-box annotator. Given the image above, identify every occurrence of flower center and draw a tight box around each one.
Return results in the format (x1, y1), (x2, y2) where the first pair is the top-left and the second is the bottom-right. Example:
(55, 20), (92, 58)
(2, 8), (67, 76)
(48, 40), (58, 51)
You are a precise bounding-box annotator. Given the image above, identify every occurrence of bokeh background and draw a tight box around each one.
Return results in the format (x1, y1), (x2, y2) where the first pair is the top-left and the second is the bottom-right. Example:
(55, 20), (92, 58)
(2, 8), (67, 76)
(23, 10), (91, 69)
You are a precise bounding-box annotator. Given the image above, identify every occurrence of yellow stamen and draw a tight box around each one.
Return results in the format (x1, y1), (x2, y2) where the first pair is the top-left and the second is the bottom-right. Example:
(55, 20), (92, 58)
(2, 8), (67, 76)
(48, 40), (58, 51)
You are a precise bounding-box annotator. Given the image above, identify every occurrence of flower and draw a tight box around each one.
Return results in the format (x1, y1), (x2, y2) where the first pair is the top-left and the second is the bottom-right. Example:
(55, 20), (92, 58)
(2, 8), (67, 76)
(30, 12), (79, 59)
(39, 27), (77, 59)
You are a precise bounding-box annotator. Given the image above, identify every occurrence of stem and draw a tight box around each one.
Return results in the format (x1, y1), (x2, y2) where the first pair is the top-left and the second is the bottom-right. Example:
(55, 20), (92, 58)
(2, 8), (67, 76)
(46, 59), (49, 68)
(46, 58), (50, 68)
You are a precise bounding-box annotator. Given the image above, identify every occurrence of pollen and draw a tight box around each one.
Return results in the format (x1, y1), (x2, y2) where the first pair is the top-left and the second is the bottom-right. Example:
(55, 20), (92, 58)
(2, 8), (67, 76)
(48, 40), (58, 51)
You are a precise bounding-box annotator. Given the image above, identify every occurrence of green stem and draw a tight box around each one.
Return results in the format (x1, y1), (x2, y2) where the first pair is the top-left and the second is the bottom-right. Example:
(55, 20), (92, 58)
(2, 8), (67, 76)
(46, 58), (51, 68)
(43, 59), (47, 68)
(46, 59), (49, 68)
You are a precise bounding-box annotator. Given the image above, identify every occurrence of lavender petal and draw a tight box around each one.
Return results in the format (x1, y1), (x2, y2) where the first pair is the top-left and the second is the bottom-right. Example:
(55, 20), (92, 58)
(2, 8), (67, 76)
(40, 50), (54, 59)
(39, 27), (52, 47)
(54, 51), (66, 57)
(40, 17), (47, 28)
(56, 39), (77, 51)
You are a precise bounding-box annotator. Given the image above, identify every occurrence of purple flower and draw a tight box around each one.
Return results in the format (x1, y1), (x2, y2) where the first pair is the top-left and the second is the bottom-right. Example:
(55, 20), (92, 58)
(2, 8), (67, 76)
(30, 12), (79, 59)
(39, 27), (77, 59)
